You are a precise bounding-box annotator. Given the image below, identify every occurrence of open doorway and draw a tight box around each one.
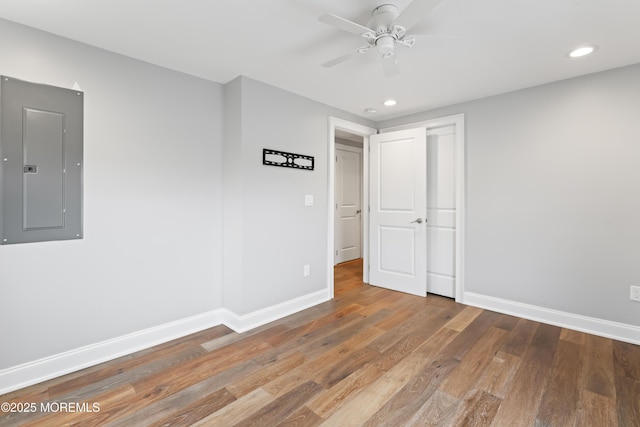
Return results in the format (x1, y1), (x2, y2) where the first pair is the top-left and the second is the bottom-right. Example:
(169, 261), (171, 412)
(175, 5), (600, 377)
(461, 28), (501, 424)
(334, 130), (364, 295)
(327, 117), (376, 299)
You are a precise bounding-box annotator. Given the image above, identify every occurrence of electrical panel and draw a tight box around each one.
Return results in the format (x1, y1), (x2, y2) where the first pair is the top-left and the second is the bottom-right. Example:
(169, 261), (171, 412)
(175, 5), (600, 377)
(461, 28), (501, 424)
(1, 76), (83, 245)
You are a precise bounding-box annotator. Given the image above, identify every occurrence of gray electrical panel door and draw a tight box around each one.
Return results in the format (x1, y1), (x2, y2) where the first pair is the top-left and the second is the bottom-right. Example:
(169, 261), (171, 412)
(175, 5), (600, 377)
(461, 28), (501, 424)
(1, 76), (83, 244)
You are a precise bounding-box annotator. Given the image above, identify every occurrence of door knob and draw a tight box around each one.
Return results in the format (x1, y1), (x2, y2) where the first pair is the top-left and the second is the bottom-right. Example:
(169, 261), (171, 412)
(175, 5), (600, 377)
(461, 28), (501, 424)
(410, 218), (424, 224)
(356, 210), (361, 214)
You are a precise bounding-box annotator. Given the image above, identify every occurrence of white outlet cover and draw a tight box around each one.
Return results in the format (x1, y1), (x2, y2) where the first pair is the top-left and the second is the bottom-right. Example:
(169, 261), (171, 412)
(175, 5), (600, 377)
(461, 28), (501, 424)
(305, 195), (313, 206)
(304, 265), (310, 276)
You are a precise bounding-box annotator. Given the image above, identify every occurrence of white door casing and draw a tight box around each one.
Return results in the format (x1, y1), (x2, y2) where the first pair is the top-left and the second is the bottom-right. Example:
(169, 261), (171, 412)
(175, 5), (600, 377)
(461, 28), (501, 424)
(369, 128), (428, 296)
(335, 145), (362, 264)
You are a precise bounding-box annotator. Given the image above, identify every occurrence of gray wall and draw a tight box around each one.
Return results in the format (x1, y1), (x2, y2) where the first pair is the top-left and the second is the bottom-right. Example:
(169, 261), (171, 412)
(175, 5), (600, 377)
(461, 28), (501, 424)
(0, 19), (224, 369)
(223, 76), (375, 314)
(380, 63), (640, 327)
(0, 18), (376, 372)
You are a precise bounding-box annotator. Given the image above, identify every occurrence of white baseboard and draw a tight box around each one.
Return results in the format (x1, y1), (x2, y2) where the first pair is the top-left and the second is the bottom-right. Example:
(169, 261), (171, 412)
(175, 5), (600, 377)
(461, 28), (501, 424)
(0, 289), (330, 395)
(220, 289), (330, 333)
(463, 292), (640, 345)
(0, 309), (225, 396)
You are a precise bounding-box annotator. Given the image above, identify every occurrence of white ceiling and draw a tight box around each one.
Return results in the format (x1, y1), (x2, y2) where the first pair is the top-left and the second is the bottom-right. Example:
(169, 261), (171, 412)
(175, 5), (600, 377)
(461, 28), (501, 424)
(1, 0), (639, 121)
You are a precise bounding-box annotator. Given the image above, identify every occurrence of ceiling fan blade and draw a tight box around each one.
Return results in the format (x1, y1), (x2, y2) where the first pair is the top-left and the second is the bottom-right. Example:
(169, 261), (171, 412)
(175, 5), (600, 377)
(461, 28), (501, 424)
(394, 0), (445, 32)
(319, 13), (374, 37)
(381, 54), (399, 77)
(322, 46), (370, 68)
(410, 33), (462, 40)
(399, 33), (461, 48)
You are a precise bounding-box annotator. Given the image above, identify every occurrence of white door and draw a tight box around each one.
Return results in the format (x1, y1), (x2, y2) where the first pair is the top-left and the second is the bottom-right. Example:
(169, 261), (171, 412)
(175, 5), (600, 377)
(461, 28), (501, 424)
(427, 126), (457, 298)
(369, 128), (427, 296)
(335, 146), (362, 264)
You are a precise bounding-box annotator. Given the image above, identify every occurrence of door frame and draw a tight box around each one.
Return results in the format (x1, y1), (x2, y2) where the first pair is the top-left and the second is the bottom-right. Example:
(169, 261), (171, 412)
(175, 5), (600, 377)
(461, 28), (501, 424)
(327, 117), (376, 299)
(327, 114), (465, 303)
(380, 113), (466, 303)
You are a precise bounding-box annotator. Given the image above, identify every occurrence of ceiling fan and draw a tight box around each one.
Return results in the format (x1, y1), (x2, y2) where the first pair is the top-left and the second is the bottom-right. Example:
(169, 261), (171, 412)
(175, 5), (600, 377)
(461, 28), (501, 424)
(319, 0), (445, 77)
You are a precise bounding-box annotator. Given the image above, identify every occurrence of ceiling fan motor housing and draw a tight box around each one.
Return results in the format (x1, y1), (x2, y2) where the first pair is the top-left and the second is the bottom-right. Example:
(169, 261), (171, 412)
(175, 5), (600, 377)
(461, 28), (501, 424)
(368, 4), (404, 56)
(368, 4), (399, 32)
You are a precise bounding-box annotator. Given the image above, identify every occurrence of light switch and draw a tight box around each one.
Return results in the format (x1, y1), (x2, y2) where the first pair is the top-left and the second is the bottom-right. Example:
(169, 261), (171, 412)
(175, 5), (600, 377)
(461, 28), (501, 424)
(305, 195), (314, 206)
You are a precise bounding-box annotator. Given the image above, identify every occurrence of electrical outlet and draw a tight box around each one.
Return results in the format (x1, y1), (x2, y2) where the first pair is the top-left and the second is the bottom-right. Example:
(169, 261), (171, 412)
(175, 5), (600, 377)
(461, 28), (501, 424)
(631, 286), (640, 302)
(304, 265), (310, 277)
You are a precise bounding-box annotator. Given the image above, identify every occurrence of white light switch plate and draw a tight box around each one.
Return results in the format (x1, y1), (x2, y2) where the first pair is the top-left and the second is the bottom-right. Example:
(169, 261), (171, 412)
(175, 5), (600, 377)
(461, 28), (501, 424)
(305, 195), (313, 206)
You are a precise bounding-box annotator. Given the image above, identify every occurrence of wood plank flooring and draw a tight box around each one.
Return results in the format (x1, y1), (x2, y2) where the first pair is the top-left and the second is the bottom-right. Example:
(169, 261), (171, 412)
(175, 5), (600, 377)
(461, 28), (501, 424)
(1, 259), (639, 426)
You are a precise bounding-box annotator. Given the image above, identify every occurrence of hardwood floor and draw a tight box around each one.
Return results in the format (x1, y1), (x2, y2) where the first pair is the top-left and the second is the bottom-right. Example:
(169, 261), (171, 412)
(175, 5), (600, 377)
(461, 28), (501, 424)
(1, 259), (639, 426)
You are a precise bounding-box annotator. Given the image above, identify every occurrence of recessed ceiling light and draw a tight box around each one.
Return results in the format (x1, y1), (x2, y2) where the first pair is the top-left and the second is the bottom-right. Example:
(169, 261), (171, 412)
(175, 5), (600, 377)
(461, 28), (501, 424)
(568, 45), (596, 58)
(383, 99), (397, 107)
(364, 108), (377, 114)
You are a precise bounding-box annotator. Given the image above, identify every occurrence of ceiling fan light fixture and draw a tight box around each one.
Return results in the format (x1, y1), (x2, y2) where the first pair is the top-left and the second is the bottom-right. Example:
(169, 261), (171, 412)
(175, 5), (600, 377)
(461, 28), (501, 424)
(568, 45), (597, 58)
(383, 99), (397, 107)
(376, 35), (395, 55)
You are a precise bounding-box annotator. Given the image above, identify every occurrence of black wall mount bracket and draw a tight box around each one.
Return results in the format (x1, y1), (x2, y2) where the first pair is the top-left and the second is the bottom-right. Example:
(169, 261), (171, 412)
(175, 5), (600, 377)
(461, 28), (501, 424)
(262, 148), (314, 171)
